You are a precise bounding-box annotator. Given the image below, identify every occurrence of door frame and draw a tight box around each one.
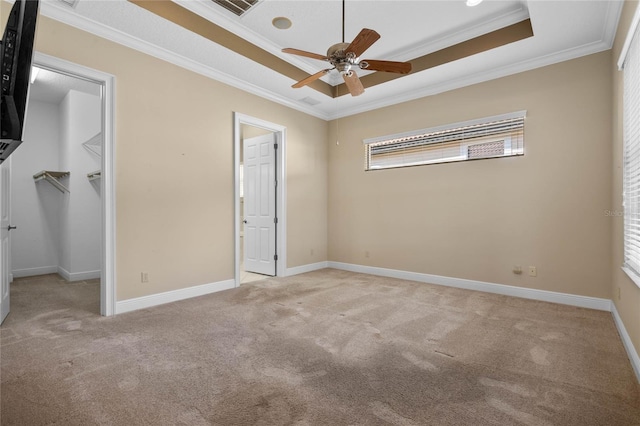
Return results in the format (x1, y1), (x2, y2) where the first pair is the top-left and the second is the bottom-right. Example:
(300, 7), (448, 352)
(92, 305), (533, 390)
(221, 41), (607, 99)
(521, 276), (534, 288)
(233, 113), (286, 286)
(32, 52), (116, 316)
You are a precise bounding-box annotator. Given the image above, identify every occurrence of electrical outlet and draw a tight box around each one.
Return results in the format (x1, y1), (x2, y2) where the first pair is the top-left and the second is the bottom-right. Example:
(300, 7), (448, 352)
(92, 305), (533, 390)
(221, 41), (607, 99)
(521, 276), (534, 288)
(310, 249), (315, 256)
(365, 251), (370, 258)
(513, 265), (522, 275)
(528, 266), (537, 277)
(141, 272), (149, 283)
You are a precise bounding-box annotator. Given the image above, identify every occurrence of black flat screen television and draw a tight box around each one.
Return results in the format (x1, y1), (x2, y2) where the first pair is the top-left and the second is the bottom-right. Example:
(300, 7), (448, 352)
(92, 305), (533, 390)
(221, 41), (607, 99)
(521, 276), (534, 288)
(0, 0), (39, 164)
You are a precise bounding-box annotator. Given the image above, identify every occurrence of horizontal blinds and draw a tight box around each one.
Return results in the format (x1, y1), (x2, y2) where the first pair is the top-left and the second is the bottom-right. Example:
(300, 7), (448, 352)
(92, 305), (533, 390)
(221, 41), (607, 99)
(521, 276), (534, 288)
(366, 115), (524, 170)
(624, 25), (640, 276)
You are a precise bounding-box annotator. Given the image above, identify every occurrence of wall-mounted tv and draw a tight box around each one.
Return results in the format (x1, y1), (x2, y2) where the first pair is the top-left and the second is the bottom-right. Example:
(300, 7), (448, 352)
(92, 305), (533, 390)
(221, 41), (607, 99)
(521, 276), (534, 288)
(0, 0), (40, 164)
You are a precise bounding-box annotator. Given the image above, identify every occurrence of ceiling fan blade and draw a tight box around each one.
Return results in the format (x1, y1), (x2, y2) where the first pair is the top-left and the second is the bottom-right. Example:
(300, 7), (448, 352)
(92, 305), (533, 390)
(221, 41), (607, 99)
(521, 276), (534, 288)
(361, 59), (412, 74)
(282, 48), (329, 61)
(345, 28), (380, 58)
(292, 69), (332, 88)
(342, 71), (364, 97)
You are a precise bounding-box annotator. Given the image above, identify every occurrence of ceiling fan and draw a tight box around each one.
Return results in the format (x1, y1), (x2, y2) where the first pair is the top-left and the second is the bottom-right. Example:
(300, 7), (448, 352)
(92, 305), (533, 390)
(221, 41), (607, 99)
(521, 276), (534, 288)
(282, 0), (412, 97)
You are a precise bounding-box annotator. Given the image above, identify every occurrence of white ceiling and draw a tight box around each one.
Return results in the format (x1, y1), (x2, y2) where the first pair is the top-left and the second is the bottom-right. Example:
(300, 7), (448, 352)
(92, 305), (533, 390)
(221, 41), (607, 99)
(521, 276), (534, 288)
(29, 67), (101, 104)
(33, 0), (623, 119)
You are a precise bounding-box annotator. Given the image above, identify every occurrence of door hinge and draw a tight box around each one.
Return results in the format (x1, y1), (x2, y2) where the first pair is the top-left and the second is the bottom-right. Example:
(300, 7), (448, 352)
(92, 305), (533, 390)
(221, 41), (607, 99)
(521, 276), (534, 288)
(274, 217), (278, 224)
(274, 254), (278, 261)
(274, 179), (278, 187)
(274, 143), (278, 150)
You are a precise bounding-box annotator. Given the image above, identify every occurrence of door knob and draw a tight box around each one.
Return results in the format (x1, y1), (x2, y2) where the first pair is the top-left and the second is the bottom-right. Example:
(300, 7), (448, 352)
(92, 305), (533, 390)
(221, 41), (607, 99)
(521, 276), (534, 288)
(243, 220), (248, 224)
(7, 225), (16, 231)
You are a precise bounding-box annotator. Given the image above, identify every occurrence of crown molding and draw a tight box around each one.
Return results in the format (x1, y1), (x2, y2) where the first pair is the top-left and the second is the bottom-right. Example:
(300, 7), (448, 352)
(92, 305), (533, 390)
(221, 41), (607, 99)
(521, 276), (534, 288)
(391, 3), (530, 62)
(35, 0), (624, 122)
(602, 0), (625, 49)
(174, 0), (326, 81)
(328, 38), (614, 120)
(37, 1), (331, 120)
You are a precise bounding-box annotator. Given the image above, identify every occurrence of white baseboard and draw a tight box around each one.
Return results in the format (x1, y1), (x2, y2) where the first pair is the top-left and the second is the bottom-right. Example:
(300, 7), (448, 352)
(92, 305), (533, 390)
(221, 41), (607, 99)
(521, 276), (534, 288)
(286, 261), (329, 277)
(58, 267), (101, 282)
(611, 302), (640, 383)
(116, 279), (236, 315)
(327, 262), (612, 311)
(12, 266), (58, 278)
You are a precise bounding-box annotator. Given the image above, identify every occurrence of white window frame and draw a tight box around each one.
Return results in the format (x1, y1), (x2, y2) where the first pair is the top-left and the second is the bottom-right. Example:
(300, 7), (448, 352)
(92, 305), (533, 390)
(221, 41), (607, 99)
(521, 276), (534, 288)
(619, 5), (640, 290)
(363, 111), (526, 171)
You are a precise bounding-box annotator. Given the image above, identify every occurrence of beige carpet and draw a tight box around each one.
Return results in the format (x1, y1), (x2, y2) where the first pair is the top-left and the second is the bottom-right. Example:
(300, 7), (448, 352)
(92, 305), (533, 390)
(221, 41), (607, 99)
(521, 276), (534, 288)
(1, 270), (639, 425)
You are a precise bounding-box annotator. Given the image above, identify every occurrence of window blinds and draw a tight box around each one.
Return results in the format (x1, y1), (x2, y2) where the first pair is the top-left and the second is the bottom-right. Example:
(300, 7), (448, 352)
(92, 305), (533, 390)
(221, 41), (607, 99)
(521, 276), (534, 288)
(623, 25), (640, 277)
(364, 112), (525, 171)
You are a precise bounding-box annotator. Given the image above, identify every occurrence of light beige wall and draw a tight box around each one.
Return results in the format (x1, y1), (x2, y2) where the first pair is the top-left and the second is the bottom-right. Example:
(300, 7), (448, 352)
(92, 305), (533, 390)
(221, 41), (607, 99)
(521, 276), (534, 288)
(4, 7), (328, 300)
(328, 51), (612, 299)
(240, 124), (272, 141)
(611, 0), (640, 358)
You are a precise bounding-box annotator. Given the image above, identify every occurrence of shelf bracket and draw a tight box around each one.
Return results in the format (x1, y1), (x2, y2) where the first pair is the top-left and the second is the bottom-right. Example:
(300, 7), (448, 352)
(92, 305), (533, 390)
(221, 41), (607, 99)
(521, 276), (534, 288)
(87, 170), (101, 181)
(33, 170), (70, 193)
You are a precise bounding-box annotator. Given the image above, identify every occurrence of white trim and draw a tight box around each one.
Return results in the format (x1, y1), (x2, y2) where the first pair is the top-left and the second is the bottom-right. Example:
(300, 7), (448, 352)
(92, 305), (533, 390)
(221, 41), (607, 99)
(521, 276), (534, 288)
(176, 0), (530, 77)
(611, 301), (640, 383)
(329, 40), (612, 120)
(233, 113), (287, 287)
(622, 266), (640, 290)
(602, 0), (625, 50)
(12, 266), (58, 278)
(32, 53), (117, 317)
(37, 1), (329, 121)
(285, 261), (329, 277)
(363, 110), (526, 145)
(36, 0), (621, 121)
(326, 262), (638, 382)
(57, 267), (100, 282)
(618, 2), (640, 70)
(115, 279), (235, 314)
(328, 262), (611, 311)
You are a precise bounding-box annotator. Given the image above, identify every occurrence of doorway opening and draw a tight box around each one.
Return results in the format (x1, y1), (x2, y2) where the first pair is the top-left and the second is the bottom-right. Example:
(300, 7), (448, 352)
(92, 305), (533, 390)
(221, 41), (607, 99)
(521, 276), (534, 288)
(234, 113), (287, 287)
(3, 53), (115, 320)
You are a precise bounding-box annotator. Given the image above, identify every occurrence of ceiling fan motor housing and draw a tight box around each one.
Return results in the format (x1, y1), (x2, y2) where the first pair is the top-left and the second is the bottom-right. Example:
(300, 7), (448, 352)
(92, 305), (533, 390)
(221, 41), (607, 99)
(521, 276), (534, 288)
(328, 42), (360, 75)
(327, 42), (350, 60)
(284, 27), (410, 96)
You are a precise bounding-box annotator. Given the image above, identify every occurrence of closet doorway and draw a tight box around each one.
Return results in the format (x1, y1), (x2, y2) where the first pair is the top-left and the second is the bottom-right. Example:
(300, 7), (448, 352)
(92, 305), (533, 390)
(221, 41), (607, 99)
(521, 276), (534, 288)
(7, 54), (115, 317)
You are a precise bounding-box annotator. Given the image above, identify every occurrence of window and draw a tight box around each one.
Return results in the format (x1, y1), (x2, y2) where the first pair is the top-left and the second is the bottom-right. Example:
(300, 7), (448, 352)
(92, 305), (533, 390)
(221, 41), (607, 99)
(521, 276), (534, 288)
(363, 111), (526, 171)
(621, 13), (640, 286)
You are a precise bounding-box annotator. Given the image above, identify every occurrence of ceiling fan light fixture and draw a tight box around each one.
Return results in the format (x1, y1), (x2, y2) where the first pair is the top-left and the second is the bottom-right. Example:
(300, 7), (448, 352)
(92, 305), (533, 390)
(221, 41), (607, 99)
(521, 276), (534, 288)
(272, 17), (292, 30)
(466, 0), (483, 6)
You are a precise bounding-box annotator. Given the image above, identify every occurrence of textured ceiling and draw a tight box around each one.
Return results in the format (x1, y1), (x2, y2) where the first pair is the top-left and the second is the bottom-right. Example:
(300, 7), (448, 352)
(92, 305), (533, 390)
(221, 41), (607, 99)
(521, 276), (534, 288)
(33, 0), (624, 119)
(29, 67), (101, 105)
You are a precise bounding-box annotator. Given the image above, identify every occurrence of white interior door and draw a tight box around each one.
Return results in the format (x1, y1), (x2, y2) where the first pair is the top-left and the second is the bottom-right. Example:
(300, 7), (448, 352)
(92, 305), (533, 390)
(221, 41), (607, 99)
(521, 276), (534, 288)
(0, 159), (12, 324)
(243, 133), (276, 276)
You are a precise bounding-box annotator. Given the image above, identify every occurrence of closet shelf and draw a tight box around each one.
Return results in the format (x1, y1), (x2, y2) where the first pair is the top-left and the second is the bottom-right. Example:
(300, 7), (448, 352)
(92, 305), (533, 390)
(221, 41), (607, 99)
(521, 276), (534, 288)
(87, 170), (101, 181)
(82, 132), (102, 157)
(33, 170), (70, 193)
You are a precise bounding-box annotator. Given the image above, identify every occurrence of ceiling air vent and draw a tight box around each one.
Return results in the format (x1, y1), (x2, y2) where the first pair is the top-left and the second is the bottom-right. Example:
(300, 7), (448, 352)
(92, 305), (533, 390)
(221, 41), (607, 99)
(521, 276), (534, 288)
(300, 97), (321, 106)
(57, 0), (79, 8)
(212, 0), (259, 17)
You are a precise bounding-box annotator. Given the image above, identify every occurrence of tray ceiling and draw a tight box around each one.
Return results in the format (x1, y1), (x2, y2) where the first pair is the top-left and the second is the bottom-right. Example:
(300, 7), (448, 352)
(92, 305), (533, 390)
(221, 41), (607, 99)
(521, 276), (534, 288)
(34, 0), (623, 119)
